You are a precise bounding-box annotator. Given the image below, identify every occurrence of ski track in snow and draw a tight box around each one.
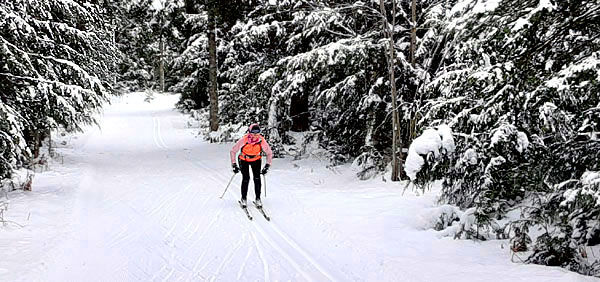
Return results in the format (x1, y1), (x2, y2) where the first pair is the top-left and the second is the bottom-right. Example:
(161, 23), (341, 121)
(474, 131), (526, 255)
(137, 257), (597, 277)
(250, 230), (270, 282)
(153, 114), (169, 150)
(1, 92), (597, 282)
(181, 133), (336, 281)
(237, 244), (254, 280)
(209, 235), (245, 282)
(186, 154), (337, 281)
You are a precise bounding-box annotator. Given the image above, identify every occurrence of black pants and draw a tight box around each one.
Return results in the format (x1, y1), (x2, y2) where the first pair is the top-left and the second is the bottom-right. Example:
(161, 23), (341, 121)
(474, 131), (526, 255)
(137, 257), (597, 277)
(239, 159), (261, 200)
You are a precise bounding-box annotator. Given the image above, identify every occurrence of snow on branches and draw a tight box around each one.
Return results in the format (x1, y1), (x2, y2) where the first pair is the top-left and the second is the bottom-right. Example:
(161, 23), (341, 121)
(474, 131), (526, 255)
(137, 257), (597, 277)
(404, 124), (455, 181)
(0, 0), (117, 179)
(414, 0), (600, 275)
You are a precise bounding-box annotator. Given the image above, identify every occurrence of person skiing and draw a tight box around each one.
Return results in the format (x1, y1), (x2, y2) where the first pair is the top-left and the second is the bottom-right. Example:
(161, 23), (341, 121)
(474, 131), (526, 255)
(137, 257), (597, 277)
(230, 124), (273, 208)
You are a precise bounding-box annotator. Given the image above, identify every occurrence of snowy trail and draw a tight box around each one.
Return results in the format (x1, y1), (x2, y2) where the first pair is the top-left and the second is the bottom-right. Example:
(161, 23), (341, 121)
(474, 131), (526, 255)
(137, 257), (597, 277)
(1, 93), (596, 282)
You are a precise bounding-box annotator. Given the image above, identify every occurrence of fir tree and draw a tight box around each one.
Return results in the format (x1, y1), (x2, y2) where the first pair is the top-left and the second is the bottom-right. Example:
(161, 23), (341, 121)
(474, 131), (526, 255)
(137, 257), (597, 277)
(0, 0), (118, 181)
(411, 0), (600, 275)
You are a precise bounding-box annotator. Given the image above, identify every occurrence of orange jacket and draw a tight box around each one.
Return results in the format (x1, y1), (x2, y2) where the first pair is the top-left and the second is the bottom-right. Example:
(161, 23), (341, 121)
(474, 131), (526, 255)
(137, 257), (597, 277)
(230, 134), (273, 164)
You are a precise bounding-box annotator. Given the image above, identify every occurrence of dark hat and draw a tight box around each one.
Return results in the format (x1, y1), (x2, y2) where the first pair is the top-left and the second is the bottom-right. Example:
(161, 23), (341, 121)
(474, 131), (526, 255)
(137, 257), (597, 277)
(249, 124), (261, 133)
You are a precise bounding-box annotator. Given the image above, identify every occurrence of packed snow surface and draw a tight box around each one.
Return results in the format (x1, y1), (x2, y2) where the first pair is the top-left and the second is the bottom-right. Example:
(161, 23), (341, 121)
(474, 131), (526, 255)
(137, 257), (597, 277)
(0, 93), (595, 282)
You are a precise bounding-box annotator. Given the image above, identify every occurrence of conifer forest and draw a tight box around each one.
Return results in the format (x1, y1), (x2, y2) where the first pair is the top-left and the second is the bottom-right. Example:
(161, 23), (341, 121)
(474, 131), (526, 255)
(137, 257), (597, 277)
(1, 0), (599, 279)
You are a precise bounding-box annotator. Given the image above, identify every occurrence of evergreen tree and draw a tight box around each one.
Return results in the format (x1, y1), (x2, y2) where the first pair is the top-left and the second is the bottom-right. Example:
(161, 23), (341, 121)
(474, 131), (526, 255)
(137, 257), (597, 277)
(0, 102), (28, 179)
(114, 0), (182, 91)
(411, 0), (600, 275)
(0, 0), (118, 180)
(173, 0), (256, 112)
(115, 0), (156, 90)
(218, 0), (439, 176)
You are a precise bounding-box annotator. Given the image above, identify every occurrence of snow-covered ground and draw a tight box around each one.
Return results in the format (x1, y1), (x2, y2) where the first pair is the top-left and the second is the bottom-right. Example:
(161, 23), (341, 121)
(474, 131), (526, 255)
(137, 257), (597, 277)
(0, 93), (595, 282)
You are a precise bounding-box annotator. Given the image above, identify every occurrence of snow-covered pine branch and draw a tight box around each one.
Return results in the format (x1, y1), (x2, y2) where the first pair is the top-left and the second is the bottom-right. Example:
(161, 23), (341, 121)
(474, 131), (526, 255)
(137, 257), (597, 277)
(413, 0), (600, 275)
(0, 0), (117, 180)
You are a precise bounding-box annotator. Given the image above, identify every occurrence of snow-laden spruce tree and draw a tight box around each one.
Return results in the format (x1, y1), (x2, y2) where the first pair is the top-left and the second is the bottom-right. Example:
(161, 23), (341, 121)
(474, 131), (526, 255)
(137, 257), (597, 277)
(171, 0), (449, 178)
(218, 0), (436, 177)
(410, 0), (600, 275)
(114, 0), (156, 90)
(0, 0), (118, 184)
(0, 102), (28, 180)
(114, 0), (184, 91)
(172, 0), (256, 112)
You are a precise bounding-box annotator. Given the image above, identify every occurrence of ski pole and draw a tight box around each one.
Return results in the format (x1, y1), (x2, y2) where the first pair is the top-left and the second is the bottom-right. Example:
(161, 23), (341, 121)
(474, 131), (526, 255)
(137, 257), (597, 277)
(219, 173), (236, 199)
(262, 174), (267, 198)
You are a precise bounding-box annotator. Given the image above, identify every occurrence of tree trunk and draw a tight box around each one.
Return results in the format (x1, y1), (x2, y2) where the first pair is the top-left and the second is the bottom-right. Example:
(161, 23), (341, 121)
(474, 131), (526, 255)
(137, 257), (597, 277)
(408, 0), (419, 144)
(380, 0), (403, 181)
(410, 0), (417, 67)
(33, 130), (40, 159)
(208, 5), (219, 132)
(159, 33), (165, 92)
(48, 129), (52, 157)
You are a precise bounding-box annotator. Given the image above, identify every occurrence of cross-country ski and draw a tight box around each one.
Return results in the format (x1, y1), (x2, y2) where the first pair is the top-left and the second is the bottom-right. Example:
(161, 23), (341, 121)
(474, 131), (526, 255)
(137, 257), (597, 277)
(253, 201), (271, 221)
(239, 200), (253, 221)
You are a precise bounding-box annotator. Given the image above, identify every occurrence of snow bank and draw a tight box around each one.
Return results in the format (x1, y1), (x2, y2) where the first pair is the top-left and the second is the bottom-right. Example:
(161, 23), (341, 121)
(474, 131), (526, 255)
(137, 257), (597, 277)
(207, 122), (246, 143)
(421, 204), (483, 239)
(1, 168), (33, 223)
(1, 168), (33, 193)
(405, 125), (455, 181)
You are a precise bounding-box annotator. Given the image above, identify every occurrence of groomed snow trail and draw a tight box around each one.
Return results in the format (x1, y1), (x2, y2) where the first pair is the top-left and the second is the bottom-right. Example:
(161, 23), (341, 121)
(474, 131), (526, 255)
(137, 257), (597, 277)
(1, 93), (595, 282)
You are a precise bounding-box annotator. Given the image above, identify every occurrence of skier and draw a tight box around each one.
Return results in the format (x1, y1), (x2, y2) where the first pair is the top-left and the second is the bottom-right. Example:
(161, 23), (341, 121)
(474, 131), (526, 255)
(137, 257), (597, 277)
(230, 124), (273, 209)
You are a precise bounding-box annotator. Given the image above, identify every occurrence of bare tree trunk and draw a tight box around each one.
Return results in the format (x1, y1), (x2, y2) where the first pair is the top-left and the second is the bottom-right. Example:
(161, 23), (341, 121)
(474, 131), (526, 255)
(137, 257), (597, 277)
(380, 0), (403, 181)
(33, 130), (40, 159)
(48, 129), (52, 157)
(208, 5), (219, 132)
(159, 33), (165, 92)
(408, 0), (418, 142)
(410, 0), (417, 67)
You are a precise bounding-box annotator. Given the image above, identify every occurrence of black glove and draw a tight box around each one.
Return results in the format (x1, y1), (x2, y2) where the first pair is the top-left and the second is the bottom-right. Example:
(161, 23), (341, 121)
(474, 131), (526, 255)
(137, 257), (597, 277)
(261, 164), (270, 175)
(232, 163), (240, 174)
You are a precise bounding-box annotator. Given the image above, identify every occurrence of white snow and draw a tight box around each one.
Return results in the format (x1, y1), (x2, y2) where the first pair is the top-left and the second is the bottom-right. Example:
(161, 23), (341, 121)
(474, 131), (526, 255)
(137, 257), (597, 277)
(463, 148), (479, 165)
(582, 171), (600, 187)
(511, 0), (556, 32)
(258, 67), (276, 82)
(0, 93), (596, 281)
(512, 18), (530, 31)
(562, 171), (600, 207)
(491, 124), (529, 153)
(516, 131), (529, 153)
(438, 124), (456, 154)
(405, 129), (441, 181)
(405, 125), (455, 181)
(448, 0), (500, 29)
(539, 102), (558, 130)
(472, 0), (500, 14)
(152, 0), (164, 10)
(546, 51), (600, 91)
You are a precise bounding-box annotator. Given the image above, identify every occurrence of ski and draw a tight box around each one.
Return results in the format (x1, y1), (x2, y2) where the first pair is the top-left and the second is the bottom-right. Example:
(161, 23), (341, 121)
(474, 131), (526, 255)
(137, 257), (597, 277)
(239, 201), (253, 220)
(253, 201), (271, 221)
